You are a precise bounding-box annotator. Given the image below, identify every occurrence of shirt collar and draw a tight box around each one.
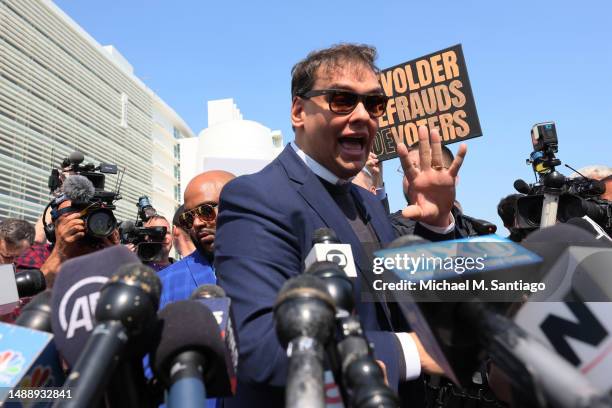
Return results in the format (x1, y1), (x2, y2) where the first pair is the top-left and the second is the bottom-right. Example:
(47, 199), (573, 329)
(290, 142), (354, 185)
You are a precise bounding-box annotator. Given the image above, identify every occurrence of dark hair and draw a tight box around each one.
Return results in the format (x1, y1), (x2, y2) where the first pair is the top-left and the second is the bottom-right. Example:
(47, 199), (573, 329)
(291, 43), (380, 98)
(145, 215), (169, 224)
(408, 142), (455, 168)
(172, 205), (185, 226)
(0, 218), (35, 246)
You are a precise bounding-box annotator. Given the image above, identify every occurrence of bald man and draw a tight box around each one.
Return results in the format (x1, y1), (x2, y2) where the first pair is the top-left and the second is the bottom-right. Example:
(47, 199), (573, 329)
(158, 170), (235, 308)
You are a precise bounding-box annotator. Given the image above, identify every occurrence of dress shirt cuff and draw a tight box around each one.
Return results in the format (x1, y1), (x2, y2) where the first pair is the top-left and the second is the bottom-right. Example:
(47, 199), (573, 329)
(417, 213), (455, 235)
(395, 332), (421, 380)
(375, 186), (387, 200)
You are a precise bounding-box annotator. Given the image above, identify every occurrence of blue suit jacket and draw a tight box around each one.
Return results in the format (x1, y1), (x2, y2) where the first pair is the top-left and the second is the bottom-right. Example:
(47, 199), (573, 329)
(158, 250), (216, 308)
(215, 145), (419, 407)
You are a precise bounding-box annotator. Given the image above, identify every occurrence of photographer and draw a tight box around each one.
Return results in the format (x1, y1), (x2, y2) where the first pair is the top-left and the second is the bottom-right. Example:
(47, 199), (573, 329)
(142, 214), (174, 271)
(40, 196), (119, 287)
(0, 218), (35, 265)
(171, 204), (195, 257)
(571, 165), (612, 201)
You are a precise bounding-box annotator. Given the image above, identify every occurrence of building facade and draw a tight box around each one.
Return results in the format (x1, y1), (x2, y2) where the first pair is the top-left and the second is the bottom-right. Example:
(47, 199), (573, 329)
(180, 98), (283, 198)
(0, 0), (193, 224)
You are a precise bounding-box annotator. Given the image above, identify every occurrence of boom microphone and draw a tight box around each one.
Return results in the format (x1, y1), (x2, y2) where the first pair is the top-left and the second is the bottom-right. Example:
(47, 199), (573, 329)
(190, 284), (239, 395)
(274, 274), (336, 408)
(54, 262), (161, 408)
(152, 300), (231, 406)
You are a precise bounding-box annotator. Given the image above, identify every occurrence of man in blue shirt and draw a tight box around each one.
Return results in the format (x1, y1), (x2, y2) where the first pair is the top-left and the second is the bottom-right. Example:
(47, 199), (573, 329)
(158, 170), (235, 307)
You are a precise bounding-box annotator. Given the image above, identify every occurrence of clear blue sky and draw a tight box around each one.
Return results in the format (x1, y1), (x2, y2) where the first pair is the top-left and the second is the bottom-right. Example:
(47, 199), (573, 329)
(55, 0), (612, 233)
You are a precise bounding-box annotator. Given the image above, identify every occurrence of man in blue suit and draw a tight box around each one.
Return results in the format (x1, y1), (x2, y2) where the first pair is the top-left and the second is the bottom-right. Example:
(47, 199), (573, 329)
(215, 44), (467, 407)
(158, 170), (235, 308)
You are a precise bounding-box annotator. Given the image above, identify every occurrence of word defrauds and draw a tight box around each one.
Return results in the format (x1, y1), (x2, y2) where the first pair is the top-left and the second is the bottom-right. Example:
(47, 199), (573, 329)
(373, 44), (482, 160)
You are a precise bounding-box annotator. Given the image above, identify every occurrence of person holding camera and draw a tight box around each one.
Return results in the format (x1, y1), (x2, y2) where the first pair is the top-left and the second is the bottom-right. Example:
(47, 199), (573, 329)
(40, 197), (119, 287)
(142, 214), (174, 271)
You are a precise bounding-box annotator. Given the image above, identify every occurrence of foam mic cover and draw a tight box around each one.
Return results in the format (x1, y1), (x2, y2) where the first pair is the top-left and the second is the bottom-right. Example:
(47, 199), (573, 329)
(191, 284), (226, 299)
(152, 300), (233, 397)
(69, 151), (85, 165)
(566, 217), (612, 244)
(51, 245), (140, 367)
(62, 174), (94, 204)
(15, 290), (53, 332)
(312, 227), (340, 245)
(190, 284), (238, 395)
(15, 269), (46, 298)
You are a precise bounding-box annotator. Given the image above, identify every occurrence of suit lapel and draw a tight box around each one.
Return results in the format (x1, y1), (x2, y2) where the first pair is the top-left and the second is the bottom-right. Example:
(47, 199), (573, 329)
(278, 146), (394, 327)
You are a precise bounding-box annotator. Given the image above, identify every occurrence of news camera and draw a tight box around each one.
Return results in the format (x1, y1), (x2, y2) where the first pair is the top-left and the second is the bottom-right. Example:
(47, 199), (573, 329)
(44, 151), (121, 243)
(501, 122), (612, 239)
(119, 196), (167, 262)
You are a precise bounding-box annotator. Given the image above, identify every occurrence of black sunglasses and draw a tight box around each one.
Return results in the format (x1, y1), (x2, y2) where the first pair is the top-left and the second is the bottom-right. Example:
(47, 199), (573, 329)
(179, 203), (218, 229)
(299, 89), (389, 118)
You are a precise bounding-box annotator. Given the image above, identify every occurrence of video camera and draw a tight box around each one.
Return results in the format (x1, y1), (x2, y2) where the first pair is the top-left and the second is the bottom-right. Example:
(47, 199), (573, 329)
(44, 151), (121, 243)
(119, 196), (167, 262)
(501, 122), (611, 239)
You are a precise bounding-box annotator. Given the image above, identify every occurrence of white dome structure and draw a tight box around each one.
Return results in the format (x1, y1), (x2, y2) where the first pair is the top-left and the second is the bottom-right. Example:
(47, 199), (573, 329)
(179, 99), (283, 198)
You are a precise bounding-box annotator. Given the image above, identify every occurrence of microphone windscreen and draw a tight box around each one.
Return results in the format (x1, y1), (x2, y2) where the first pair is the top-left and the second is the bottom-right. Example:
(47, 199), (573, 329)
(278, 273), (329, 297)
(565, 217), (612, 245)
(152, 300), (225, 386)
(312, 227), (339, 245)
(109, 262), (162, 309)
(16, 290), (53, 332)
(68, 151), (85, 164)
(119, 220), (136, 234)
(305, 260), (345, 278)
(51, 245), (140, 367)
(15, 269), (46, 297)
(62, 175), (95, 204)
(191, 284), (226, 299)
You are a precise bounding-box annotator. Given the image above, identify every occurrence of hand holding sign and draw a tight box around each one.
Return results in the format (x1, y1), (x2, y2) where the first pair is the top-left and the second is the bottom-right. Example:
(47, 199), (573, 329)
(399, 125), (467, 227)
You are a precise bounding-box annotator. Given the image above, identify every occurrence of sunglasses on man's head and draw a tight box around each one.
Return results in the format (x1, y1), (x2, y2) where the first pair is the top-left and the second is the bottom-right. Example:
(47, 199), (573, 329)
(299, 89), (389, 118)
(179, 203), (218, 229)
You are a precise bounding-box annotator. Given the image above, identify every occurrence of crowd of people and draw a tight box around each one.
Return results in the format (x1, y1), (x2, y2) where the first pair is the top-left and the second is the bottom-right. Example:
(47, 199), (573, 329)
(1, 43), (611, 407)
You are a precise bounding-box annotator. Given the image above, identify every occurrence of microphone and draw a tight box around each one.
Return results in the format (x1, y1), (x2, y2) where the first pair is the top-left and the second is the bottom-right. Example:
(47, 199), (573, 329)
(54, 262), (161, 408)
(274, 274), (336, 408)
(306, 261), (398, 408)
(458, 301), (611, 408)
(16, 290), (53, 332)
(513, 179), (532, 194)
(189, 284), (238, 395)
(513, 224), (612, 393)
(305, 228), (357, 278)
(460, 214), (498, 236)
(62, 174), (95, 204)
(566, 216), (612, 243)
(51, 245), (140, 367)
(68, 151), (85, 165)
(0, 321), (66, 404)
(152, 300), (231, 406)
(15, 269), (46, 298)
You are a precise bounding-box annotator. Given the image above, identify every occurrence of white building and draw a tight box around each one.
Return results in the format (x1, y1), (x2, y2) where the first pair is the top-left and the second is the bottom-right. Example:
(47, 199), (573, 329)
(180, 98), (283, 198)
(0, 0), (193, 224)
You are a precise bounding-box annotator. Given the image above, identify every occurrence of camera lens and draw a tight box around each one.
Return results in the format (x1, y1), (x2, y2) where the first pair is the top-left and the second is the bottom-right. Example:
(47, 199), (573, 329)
(86, 209), (117, 238)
